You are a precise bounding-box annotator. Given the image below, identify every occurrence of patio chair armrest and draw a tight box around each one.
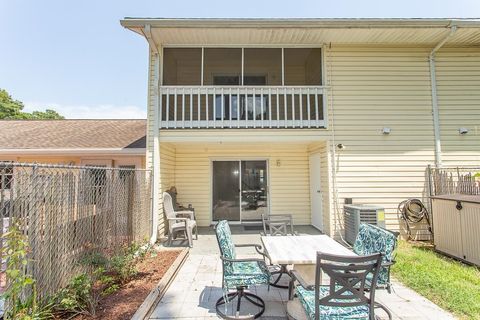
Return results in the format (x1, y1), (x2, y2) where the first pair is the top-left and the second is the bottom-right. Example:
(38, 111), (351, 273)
(235, 243), (267, 258)
(382, 261), (395, 267)
(220, 256), (266, 264)
(235, 243), (262, 249)
(167, 217), (188, 221)
(167, 217), (189, 228)
(290, 269), (314, 290)
(174, 210), (195, 220)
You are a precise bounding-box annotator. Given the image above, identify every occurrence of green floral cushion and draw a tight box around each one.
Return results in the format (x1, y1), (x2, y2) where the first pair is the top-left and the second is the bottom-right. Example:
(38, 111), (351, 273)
(216, 220), (270, 289)
(216, 220), (236, 259)
(353, 223), (398, 286)
(224, 260), (271, 288)
(296, 286), (369, 320)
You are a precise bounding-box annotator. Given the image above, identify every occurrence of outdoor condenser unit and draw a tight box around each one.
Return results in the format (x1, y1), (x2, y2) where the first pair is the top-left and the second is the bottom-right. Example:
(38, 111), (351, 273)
(344, 204), (386, 245)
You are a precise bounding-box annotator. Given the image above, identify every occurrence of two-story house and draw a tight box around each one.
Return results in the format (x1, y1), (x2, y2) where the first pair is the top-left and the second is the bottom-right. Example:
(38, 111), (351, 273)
(121, 18), (480, 241)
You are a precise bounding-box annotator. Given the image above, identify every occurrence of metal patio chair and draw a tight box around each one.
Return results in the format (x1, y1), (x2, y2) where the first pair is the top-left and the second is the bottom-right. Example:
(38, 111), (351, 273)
(163, 191), (198, 247)
(215, 220), (271, 319)
(261, 213), (298, 289)
(289, 252), (383, 320)
(261, 213), (298, 237)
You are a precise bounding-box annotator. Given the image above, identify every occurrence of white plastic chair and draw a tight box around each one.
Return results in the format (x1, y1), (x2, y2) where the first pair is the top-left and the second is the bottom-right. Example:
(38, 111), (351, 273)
(163, 192), (198, 247)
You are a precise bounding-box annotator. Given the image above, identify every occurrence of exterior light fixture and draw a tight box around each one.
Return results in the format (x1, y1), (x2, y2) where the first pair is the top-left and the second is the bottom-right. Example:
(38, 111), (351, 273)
(459, 127), (468, 135)
(382, 127), (391, 135)
(336, 143), (345, 150)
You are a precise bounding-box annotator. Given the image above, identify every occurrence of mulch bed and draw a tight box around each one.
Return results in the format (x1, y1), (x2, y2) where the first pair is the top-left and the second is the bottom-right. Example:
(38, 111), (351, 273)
(76, 249), (181, 320)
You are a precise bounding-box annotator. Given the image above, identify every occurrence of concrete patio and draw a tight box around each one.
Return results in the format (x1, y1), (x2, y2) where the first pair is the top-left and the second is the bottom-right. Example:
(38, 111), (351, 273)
(150, 226), (454, 319)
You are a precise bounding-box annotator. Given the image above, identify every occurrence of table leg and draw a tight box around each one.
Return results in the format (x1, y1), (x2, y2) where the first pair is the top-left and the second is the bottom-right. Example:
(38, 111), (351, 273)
(293, 264), (316, 286)
(270, 264), (290, 289)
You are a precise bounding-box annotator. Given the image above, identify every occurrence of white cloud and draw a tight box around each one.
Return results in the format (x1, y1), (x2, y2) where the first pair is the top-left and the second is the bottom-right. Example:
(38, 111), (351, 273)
(23, 102), (147, 119)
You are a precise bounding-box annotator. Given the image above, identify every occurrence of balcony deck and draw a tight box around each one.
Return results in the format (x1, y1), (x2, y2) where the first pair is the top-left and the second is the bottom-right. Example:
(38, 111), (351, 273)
(158, 86), (327, 130)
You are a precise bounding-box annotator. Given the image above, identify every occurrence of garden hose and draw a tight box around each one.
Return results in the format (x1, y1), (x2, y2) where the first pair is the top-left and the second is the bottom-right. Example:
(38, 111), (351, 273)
(397, 198), (432, 240)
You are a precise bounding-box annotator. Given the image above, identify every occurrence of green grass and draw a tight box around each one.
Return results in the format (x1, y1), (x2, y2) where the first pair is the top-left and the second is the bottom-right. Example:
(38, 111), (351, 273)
(392, 241), (480, 319)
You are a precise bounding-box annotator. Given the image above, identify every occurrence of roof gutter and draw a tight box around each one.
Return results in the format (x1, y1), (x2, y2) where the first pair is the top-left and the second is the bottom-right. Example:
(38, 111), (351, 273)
(0, 148), (146, 155)
(120, 18), (480, 29)
(429, 25), (457, 168)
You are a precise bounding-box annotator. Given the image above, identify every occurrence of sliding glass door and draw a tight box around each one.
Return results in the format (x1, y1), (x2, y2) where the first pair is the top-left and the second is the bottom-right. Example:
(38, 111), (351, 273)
(212, 160), (268, 222)
(212, 161), (241, 221)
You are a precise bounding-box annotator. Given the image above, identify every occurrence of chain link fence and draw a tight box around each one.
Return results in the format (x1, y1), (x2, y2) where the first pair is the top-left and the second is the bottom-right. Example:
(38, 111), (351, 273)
(428, 165), (480, 196)
(0, 162), (152, 299)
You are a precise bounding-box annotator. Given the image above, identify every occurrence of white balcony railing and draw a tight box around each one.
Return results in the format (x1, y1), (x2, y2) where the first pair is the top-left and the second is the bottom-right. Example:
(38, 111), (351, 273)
(158, 86), (326, 129)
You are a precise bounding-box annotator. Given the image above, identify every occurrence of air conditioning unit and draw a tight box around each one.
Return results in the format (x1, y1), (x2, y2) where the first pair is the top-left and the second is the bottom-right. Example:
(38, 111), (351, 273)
(344, 204), (386, 245)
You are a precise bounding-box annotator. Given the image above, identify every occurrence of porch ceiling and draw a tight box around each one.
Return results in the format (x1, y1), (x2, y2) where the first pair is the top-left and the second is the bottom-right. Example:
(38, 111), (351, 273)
(121, 18), (480, 46)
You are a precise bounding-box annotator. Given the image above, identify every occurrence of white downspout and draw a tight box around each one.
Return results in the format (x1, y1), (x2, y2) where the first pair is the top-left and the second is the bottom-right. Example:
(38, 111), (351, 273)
(142, 25), (161, 244)
(429, 25), (457, 168)
(150, 53), (161, 244)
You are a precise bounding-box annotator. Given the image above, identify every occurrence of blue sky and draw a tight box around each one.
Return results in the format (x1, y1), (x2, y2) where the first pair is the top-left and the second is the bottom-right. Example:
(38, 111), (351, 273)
(1, 0), (479, 119)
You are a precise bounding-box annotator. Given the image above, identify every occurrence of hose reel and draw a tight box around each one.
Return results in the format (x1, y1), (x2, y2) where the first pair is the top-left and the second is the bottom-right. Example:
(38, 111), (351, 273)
(397, 198), (432, 240)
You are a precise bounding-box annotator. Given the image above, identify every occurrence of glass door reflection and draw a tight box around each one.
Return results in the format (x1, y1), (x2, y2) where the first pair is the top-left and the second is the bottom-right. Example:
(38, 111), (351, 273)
(241, 161), (268, 221)
(212, 160), (268, 222)
(212, 161), (240, 221)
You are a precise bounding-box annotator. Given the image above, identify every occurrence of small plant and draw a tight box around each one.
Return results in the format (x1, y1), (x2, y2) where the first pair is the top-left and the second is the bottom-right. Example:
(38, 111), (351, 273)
(80, 249), (108, 269)
(52, 242), (150, 317)
(54, 268), (104, 317)
(2, 220), (53, 320)
(110, 244), (139, 283)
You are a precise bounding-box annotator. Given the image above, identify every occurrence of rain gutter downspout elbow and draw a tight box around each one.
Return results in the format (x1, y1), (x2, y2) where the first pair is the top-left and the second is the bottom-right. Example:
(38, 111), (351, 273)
(429, 25), (457, 168)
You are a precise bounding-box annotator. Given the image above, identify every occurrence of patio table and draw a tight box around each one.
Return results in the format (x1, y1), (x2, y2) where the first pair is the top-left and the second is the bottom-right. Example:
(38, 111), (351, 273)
(261, 235), (356, 285)
(262, 235), (393, 320)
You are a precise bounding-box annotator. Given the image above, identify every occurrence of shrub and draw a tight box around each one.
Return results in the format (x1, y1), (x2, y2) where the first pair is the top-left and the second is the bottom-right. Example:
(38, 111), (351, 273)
(54, 268), (104, 317)
(2, 220), (53, 320)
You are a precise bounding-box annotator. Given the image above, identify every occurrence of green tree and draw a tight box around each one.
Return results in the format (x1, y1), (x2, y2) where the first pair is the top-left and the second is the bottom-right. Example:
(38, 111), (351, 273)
(31, 109), (64, 119)
(0, 88), (64, 119)
(0, 88), (26, 119)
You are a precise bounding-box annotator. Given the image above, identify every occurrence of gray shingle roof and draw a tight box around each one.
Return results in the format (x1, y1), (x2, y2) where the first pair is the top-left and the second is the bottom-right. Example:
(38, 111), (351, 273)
(0, 120), (146, 149)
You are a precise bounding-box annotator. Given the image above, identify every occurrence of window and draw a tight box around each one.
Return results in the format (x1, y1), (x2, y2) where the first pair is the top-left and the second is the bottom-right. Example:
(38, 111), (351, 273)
(284, 48), (322, 85)
(163, 48), (202, 85)
(119, 165), (135, 180)
(86, 165), (107, 204)
(0, 161), (13, 190)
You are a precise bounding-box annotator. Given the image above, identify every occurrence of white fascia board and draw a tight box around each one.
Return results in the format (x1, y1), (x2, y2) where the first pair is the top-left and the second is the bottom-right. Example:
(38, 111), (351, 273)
(120, 18), (480, 30)
(0, 148), (146, 156)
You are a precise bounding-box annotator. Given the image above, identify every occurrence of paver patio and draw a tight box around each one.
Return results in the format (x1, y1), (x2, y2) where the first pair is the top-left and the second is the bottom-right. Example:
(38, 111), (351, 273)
(150, 226), (454, 319)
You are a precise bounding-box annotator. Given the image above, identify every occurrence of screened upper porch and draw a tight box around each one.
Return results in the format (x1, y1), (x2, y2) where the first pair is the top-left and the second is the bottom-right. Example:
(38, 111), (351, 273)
(158, 47), (327, 129)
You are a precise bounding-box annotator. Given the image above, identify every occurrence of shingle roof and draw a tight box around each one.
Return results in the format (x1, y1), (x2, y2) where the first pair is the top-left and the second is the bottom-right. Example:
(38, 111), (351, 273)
(0, 120), (146, 149)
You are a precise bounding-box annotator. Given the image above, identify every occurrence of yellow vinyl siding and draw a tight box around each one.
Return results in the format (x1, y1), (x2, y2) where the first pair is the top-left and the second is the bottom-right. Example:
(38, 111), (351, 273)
(157, 143), (176, 235)
(173, 143), (311, 227)
(326, 46), (436, 237)
(437, 48), (480, 165)
(147, 44), (480, 239)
